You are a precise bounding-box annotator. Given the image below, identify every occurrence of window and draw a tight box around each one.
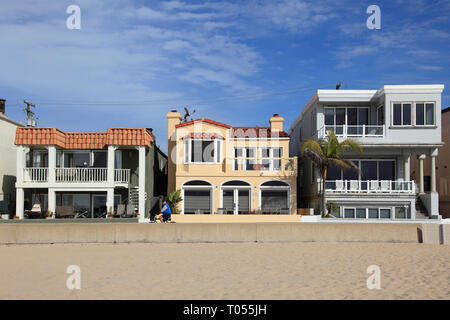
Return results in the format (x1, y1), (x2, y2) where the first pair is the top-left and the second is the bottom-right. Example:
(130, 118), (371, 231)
(393, 103), (412, 126)
(324, 107), (368, 135)
(184, 139), (221, 164)
(416, 103), (425, 125)
(261, 147), (283, 171)
(426, 103), (435, 125)
(377, 105), (384, 125)
(326, 160), (395, 182)
(234, 147), (257, 170)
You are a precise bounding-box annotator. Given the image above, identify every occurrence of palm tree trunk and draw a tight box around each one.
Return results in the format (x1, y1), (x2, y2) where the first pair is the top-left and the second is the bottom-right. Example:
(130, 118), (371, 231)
(322, 167), (327, 215)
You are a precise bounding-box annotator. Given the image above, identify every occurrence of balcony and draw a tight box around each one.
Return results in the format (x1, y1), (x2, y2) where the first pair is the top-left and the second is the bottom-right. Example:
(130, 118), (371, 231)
(23, 167), (130, 184)
(324, 180), (415, 194)
(316, 125), (384, 139)
(229, 157), (297, 174)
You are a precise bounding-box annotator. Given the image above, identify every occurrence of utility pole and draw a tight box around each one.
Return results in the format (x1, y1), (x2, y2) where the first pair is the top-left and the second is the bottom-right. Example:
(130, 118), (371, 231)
(23, 99), (37, 126)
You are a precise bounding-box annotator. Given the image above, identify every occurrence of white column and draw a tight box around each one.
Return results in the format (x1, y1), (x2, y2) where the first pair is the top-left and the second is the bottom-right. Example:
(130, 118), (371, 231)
(47, 146), (56, 183)
(418, 154), (425, 194)
(106, 188), (114, 217)
(16, 146), (25, 184)
(431, 156), (437, 193)
(107, 146), (117, 185)
(138, 146), (146, 221)
(48, 188), (56, 217)
(16, 188), (24, 219)
(403, 154), (410, 181)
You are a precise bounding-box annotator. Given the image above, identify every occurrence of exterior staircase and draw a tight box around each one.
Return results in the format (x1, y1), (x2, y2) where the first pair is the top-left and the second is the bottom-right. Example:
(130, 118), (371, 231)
(415, 196), (428, 219)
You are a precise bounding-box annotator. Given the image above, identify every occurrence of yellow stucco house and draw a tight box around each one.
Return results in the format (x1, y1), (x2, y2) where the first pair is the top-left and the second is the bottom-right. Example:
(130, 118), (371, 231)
(167, 111), (297, 215)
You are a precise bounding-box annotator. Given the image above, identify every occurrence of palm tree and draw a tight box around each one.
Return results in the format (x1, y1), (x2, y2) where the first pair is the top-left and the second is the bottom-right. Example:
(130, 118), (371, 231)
(166, 189), (183, 214)
(301, 130), (363, 215)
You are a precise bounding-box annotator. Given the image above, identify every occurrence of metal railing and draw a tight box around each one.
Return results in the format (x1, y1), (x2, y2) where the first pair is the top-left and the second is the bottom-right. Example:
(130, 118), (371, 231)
(23, 168), (48, 182)
(324, 180), (415, 194)
(317, 125), (384, 139)
(229, 157), (297, 172)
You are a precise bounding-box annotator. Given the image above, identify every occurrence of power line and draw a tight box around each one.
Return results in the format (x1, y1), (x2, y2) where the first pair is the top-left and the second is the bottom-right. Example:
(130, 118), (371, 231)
(26, 83), (337, 107)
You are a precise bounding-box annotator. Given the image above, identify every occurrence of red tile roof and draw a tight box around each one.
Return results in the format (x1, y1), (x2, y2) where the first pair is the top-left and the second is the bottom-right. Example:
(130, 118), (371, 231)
(175, 118), (231, 129)
(182, 132), (225, 140)
(175, 118), (289, 138)
(15, 127), (154, 149)
(231, 127), (289, 138)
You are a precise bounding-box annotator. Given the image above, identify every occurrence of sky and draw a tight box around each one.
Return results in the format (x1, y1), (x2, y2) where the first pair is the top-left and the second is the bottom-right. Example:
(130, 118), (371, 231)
(1, 0), (449, 153)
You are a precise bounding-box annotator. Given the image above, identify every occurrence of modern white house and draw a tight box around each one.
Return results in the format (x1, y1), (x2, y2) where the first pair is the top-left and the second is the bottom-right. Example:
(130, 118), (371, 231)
(289, 84), (445, 220)
(14, 127), (167, 221)
(0, 99), (24, 218)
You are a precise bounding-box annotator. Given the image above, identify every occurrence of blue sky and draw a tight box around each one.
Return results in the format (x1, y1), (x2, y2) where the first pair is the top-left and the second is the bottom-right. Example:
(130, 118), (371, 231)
(1, 0), (449, 152)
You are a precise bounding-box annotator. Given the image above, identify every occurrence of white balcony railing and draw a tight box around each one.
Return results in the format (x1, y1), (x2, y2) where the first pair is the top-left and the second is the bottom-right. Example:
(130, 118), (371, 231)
(22, 167), (131, 184)
(317, 125), (384, 139)
(56, 168), (108, 182)
(23, 167), (48, 182)
(114, 169), (131, 183)
(325, 180), (415, 194)
(229, 157), (297, 172)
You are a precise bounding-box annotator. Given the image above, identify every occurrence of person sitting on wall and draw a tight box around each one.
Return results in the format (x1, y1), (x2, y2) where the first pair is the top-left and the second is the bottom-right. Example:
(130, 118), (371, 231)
(159, 200), (171, 223)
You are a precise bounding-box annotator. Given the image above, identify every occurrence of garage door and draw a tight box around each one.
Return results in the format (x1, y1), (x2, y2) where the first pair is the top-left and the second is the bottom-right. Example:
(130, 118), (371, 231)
(184, 189), (211, 214)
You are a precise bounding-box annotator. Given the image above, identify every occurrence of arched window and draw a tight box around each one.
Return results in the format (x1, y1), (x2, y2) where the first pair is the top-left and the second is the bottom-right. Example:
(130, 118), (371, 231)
(222, 180), (250, 186)
(261, 180), (289, 187)
(183, 180), (212, 186)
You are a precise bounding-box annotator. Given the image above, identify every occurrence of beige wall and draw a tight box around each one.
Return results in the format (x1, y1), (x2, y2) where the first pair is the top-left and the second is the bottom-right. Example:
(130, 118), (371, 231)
(0, 115), (22, 202)
(168, 114), (297, 214)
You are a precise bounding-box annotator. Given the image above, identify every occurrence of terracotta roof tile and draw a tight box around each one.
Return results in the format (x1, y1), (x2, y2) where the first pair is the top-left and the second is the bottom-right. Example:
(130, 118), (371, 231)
(175, 118), (231, 129)
(231, 127), (289, 138)
(15, 127), (154, 149)
(182, 132), (225, 140)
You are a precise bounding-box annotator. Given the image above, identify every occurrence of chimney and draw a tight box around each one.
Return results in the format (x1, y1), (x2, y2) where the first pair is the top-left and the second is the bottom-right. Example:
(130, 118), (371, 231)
(166, 110), (182, 195)
(0, 99), (5, 114)
(269, 113), (284, 132)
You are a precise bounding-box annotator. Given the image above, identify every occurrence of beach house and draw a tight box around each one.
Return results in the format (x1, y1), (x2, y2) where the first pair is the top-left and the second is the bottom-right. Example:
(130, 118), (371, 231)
(167, 111), (297, 215)
(0, 99), (24, 219)
(289, 84), (444, 220)
(14, 127), (167, 221)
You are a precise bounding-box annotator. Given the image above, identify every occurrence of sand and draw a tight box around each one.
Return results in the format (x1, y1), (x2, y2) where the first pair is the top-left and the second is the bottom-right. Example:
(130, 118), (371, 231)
(0, 242), (449, 300)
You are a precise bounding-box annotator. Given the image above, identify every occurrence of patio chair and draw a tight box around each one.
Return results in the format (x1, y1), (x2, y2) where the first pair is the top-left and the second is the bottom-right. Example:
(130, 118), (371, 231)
(74, 210), (89, 219)
(123, 204), (136, 218)
(115, 204), (126, 218)
(335, 180), (344, 191)
(349, 180), (359, 192)
(369, 180), (379, 192)
(380, 180), (390, 192)
(56, 206), (75, 218)
(24, 204), (44, 219)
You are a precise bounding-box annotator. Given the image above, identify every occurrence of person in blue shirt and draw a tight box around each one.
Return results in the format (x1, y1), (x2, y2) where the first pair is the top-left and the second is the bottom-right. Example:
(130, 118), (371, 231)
(159, 200), (171, 223)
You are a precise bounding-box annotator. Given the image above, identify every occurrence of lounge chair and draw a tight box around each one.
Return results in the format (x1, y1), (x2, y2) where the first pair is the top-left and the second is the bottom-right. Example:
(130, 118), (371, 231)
(115, 204), (126, 218)
(24, 204), (44, 219)
(123, 204), (136, 218)
(74, 210), (89, 219)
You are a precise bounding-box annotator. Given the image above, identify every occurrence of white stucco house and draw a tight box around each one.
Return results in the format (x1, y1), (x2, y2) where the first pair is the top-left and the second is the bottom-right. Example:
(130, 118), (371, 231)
(289, 84), (445, 220)
(0, 99), (24, 218)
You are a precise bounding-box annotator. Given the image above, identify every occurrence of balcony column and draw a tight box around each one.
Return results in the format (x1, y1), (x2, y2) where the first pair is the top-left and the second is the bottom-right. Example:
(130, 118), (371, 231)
(16, 188), (24, 219)
(48, 188), (56, 217)
(418, 154), (426, 194)
(138, 146), (146, 222)
(47, 146), (56, 184)
(403, 154), (410, 181)
(431, 149), (438, 193)
(107, 146), (117, 185)
(106, 188), (114, 217)
(16, 146), (26, 184)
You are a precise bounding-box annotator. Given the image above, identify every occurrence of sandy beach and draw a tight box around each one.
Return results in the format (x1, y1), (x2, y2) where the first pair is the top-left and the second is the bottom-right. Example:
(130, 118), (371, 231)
(0, 242), (449, 300)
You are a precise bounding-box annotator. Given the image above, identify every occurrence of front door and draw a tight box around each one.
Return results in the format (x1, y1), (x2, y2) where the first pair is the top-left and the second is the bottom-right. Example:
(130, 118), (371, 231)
(92, 195), (107, 218)
(222, 189), (250, 214)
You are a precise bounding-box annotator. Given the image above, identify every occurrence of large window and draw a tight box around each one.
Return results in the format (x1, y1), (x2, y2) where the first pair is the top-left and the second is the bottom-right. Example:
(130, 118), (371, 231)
(324, 107), (369, 135)
(234, 147), (257, 170)
(393, 103), (412, 126)
(340, 207), (409, 219)
(415, 102), (435, 126)
(184, 139), (222, 164)
(260, 181), (290, 213)
(327, 160), (395, 181)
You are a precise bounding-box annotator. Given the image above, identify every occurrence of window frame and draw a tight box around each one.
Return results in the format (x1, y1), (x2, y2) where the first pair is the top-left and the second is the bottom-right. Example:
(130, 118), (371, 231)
(414, 101), (436, 127)
(392, 101), (436, 127)
(184, 138), (222, 164)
